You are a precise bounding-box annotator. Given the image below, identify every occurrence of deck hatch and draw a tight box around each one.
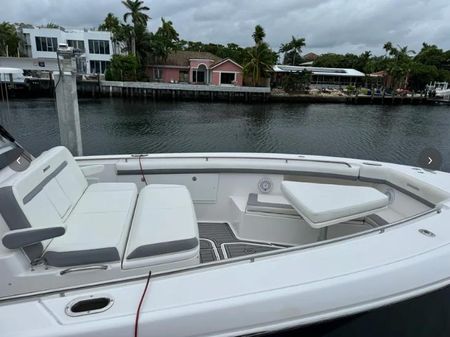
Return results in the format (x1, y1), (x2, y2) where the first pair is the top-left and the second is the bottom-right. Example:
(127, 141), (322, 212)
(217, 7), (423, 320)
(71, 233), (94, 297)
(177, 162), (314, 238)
(66, 295), (114, 317)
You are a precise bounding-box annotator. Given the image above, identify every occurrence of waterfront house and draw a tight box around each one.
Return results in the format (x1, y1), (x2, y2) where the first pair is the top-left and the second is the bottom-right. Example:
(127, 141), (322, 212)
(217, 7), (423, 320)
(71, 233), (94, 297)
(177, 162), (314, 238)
(272, 65), (365, 89)
(19, 27), (115, 75)
(303, 52), (319, 62)
(369, 71), (394, 89)
(147, 51), (244, 86)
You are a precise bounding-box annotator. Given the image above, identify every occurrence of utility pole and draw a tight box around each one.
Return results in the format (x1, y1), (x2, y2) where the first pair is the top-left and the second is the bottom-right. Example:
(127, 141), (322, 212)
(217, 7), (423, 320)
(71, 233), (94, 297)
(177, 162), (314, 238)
(54, 44), (83, 156)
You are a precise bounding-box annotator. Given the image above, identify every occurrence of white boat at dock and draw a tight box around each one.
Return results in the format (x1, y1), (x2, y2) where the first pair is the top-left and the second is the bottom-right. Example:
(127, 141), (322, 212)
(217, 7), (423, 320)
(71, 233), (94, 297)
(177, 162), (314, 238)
(427, 81), (450, 103)
(1, 125), (450, 337)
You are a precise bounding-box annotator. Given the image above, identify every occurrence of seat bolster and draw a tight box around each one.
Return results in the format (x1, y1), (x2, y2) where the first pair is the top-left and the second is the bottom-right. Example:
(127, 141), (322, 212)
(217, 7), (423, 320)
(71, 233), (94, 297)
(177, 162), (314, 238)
(0, 186), (31, 230)
(128, 237), (199, 259)
(44, 247), (120, 267)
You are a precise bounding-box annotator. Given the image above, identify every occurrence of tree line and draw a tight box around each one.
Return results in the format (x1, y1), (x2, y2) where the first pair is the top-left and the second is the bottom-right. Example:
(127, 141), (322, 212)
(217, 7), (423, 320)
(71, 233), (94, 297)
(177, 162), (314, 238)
(98, 1), (277, 85)
(1, 0), (450, 89)
(313, 43), (450, 91)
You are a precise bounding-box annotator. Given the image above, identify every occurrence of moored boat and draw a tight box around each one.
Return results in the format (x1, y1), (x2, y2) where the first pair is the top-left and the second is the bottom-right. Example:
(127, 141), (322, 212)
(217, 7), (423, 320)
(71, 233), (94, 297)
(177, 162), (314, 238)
(1, 125), (450, 337)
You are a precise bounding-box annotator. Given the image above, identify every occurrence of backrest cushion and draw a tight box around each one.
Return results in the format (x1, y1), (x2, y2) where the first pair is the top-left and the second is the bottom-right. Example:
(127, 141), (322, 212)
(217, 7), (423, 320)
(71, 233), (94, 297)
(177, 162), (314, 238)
(0, 146), (88, 260)
(359, 165), (450, 207)
(13, 146), (88, 225)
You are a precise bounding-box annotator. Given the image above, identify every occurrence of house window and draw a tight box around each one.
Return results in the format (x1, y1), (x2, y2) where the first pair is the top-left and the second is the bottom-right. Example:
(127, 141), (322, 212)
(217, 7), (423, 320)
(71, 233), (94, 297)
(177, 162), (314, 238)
(35, 37), (58, 52)
(88, 40), (110, 55)
(90, 60), (110, 74)
(154, 68), (163, 80)
(179, 70), (189, 83)
(76, 57), (87, 74)
(67, 40), (85, 53)
(193, 70), (205, 83)
(220, 72), (236, 85)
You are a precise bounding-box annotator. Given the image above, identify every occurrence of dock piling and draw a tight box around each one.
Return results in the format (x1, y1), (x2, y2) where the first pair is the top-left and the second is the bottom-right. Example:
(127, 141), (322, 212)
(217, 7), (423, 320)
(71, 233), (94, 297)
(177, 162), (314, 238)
(54, 46), (83, 156)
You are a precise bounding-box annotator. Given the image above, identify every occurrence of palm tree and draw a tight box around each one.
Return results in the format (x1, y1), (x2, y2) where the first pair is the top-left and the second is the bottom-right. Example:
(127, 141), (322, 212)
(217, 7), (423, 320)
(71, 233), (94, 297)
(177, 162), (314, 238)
(244, 42), (275, 86)
(157, 18), (179, 44)
(122, 0), (150, 55)
(99, 13), (122, 54)
(123, 0), (150, 27)
(280, 36), (306, 65)
(99, 13), (120, 32)
(383, 42), (416, 90)
(245, 25), (276, 86)
(146, 18), (180, 66)
(0, 22), (20, 57)
(252, 25), (266, 45)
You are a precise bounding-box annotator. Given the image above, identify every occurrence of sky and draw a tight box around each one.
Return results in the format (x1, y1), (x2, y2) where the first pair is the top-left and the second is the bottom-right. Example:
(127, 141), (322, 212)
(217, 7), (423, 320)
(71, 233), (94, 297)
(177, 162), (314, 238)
(2, 0), (450, 55)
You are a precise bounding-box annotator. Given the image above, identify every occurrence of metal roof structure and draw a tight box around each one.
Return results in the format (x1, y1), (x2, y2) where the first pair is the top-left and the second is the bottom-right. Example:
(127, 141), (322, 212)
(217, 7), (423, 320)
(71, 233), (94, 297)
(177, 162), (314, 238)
(273, 65), (365, 77)
(0, 67), (23, 75)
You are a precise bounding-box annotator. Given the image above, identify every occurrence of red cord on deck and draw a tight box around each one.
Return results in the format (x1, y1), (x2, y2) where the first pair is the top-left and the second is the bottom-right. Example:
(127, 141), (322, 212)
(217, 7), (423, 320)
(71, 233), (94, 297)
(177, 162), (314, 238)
(134, 271), (152, 337)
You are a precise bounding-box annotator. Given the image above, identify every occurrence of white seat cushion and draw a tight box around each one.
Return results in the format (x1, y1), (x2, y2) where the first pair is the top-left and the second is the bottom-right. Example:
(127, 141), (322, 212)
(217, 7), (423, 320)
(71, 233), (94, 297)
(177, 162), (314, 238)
(281, 181), (389, 228)
(45, 183), (137, 267)
(123, 184), (199, 270)
(74, 183), (138, 214)
(0, 146), (139, 267)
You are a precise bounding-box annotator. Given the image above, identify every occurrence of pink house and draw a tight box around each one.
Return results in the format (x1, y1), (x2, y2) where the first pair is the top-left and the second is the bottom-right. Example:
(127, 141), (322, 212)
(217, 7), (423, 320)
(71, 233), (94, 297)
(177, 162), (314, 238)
(147, 51), (244, 86)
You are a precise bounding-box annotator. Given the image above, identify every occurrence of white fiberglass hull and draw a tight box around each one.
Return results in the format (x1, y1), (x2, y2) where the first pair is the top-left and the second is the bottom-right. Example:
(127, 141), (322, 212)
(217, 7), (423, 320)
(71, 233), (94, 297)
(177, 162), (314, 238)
(1, 152), (450, 337)
(2, 221), (450, 337)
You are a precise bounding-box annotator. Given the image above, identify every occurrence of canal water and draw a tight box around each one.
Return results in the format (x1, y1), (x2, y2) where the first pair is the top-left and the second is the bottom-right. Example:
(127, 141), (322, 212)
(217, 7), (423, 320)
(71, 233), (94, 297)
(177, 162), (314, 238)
(1, 98), (450, 172)
(1, 98), (450, 336)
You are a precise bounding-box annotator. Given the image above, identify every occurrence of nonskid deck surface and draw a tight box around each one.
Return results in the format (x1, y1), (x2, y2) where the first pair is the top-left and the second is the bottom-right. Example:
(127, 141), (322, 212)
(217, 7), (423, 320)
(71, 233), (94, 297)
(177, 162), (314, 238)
(198, 223), (288, 262)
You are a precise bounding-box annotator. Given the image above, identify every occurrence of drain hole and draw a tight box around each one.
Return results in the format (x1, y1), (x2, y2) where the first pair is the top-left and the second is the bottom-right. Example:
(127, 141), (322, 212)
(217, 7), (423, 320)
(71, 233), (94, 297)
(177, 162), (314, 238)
(71, 297), (111, 313)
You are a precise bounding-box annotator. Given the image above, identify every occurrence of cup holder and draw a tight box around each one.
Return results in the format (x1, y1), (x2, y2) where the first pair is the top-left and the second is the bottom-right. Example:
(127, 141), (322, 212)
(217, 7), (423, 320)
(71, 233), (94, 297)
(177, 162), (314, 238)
(66, 295), (114, 317)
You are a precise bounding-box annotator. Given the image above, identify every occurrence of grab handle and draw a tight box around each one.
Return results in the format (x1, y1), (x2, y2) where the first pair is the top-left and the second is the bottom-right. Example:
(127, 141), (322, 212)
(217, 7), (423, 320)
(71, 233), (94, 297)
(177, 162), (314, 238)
(60, 265), (108, 275)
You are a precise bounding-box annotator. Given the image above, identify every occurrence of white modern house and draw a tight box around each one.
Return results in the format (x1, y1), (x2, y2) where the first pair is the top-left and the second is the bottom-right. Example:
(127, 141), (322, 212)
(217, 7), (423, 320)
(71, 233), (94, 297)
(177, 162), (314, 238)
(20, 27), (114, 74)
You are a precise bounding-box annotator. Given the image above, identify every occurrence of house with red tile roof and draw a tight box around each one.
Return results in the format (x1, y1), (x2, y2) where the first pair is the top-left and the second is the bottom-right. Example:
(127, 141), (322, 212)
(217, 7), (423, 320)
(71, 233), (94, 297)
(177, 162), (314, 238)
(303, 52), (319, 62)
(147, 51), (244, 86)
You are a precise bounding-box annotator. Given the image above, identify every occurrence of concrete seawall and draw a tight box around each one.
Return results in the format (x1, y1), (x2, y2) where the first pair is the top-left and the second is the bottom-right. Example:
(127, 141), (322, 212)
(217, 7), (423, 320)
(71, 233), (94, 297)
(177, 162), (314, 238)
(6, 79), (433, 105)
(80, 80), (271, 103)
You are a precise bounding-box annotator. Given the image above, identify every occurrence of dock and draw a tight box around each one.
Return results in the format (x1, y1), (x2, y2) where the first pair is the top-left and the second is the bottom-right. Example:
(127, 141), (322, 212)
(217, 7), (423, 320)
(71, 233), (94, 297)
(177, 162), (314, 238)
(78, 80), (271, 102)
(270, 93), (430, 105)
(3, 78), (437, 105)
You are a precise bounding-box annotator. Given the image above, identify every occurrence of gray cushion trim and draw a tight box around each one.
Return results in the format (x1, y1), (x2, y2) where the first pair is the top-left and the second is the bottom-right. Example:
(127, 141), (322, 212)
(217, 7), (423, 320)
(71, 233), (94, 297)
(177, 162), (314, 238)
(44, 247), (120, 267)
(23, 160), (68, 204)
(23, 244), (45, 261)
(0, 186), (44, 260)
(247, 193), (294, 210)
(2, 226), (65, 249)
(366, 214), (389, 226)
(127, 237), (199, 260)
(0, 186), (32, 230)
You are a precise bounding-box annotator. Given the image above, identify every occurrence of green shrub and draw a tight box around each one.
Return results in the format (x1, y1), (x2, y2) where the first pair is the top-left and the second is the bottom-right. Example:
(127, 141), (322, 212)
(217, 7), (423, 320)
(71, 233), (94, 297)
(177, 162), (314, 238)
(108, 55), (139, 81)
(281, 70), (312, 93)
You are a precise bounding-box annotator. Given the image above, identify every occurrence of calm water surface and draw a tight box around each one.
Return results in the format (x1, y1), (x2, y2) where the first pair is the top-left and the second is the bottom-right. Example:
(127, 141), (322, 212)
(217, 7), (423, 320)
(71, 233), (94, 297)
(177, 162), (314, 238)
(1, 98), (450, 171)
(1, 98), (450, 336)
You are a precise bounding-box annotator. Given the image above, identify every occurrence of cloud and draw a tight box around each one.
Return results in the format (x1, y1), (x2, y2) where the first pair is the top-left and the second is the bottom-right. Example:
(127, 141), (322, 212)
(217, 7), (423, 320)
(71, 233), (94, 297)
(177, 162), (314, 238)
(2, 0), (450, 54)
